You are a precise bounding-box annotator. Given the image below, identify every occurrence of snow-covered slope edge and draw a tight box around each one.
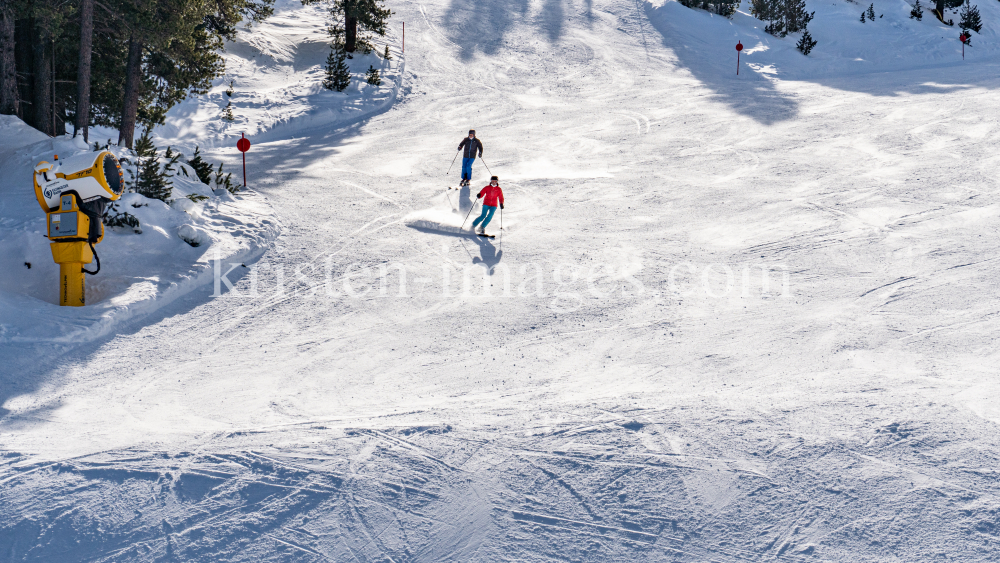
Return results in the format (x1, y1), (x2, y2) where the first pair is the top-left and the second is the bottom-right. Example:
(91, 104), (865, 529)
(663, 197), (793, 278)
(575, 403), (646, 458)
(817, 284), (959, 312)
(0, 0), (410, 344)
(0, 117), (281, 344)
(156, 0), (406, 146)
(646, 0), (1000, 81)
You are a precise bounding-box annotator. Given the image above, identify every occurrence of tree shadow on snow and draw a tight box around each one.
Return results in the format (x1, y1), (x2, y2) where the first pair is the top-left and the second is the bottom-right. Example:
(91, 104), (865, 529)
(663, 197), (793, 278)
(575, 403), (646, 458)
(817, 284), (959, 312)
(444, 0), (569, 61)
(643, 1), (1000, 118)
(644, 2), (800, 125)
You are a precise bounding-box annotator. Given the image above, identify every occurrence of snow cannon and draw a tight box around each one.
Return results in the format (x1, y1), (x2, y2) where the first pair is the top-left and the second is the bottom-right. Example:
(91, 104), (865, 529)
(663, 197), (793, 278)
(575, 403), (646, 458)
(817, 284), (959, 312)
(33, 151), (125, 306)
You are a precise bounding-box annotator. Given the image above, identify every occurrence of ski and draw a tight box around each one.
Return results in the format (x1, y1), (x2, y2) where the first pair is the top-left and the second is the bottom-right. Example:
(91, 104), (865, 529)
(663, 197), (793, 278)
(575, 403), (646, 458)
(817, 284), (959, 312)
(477, 233), (495, 238)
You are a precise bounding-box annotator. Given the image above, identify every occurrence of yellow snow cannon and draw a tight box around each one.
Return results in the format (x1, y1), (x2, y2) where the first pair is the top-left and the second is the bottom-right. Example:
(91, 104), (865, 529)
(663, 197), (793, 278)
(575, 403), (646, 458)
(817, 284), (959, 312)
(33, 151), (125, 306)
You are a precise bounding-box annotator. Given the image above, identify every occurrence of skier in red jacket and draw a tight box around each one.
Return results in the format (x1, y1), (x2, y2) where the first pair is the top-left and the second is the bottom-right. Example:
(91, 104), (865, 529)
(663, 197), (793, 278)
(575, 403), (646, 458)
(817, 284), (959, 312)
(472, 176), (504, 235)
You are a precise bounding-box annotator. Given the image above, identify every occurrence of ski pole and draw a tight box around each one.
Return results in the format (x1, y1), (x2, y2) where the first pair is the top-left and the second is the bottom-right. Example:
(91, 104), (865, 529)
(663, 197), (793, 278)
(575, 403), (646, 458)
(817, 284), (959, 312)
(480, 157), (493, 176)
(446, 150), (460, 175)
(460, 200), (478, 229)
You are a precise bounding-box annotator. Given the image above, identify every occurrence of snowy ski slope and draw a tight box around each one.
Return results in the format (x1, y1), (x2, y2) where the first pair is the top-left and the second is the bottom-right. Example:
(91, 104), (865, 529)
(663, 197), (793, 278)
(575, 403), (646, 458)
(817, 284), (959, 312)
(4, 0), (1000, 560)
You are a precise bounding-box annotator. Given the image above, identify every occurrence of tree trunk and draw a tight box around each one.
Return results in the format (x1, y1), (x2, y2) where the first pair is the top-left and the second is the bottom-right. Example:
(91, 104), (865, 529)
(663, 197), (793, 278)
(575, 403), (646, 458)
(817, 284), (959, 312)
(31, 24), (51, 135)
(935, 0), (945, 20)
(74, 0), (93, 141)
(0, 1), (17, 116)
(14, 18), (33, 124)
(345, 14), (357, 53)
(118, 35), (143, 149)
(54, 95), (65, 135)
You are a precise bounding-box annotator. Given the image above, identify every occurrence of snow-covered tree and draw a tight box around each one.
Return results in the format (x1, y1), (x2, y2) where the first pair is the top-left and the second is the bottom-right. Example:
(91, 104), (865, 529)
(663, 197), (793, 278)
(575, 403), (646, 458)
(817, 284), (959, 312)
(366, 65), (382, 86)
(910, 0), (924, 20)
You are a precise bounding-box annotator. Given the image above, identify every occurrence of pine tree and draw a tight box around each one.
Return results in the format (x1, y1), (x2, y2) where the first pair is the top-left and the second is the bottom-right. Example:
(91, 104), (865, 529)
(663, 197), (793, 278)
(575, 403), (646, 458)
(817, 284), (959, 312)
(222, 80), (236, 121)
(935, 0), (966, 23)
(910, 0), (923, 20)
(867, 3), (876, 20)
(133, 129), (156, 161)
(103, 200), (142, 233)
(784, 0), (814, 33)
(323, 41), (351, 91)
(339, 0), (393, 54)
(714, 0), (739, 17)
(959, 0), (982, 34)
(796, 27), (818, 55)
(689, 0), (738, 16)
(163, 146), (182, 177)
(5, 0), (278, 141)
(214, 162), (238, 194)
(383, 44), (391, 60)
(366, 65), (381, 86)
(861, 11), (866, 22)
(133, 130), (172, 202)
(187, 146), (214, 185)
(752, 0), (785, 35)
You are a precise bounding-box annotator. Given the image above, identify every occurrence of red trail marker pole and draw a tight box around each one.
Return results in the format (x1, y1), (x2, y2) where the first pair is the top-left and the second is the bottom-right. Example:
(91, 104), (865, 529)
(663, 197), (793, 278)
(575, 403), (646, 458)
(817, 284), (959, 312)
(960, 33), (968, 59)
(237, 133), (251, 187)
(736, 41), (743, 75)
(402, 22), (405, 54)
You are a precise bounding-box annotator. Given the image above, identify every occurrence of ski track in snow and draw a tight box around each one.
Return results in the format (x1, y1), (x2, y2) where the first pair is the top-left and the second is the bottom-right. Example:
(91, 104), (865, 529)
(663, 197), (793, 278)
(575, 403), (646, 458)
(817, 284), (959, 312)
(5, 0), (1000, 560)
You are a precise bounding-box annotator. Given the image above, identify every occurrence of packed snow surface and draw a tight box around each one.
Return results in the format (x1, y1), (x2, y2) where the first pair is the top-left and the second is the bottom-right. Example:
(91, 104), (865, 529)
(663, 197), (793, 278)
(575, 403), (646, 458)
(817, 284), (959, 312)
(4, 0), (1000, 560)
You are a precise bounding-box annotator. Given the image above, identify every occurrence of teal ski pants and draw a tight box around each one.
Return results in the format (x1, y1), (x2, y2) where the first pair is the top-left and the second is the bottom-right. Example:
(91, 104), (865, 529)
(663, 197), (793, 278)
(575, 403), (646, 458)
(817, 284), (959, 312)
(472, 204), (497, 229)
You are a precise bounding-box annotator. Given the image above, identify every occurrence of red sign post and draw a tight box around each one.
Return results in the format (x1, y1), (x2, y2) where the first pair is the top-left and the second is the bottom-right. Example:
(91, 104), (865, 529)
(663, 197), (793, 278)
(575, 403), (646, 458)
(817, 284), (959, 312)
(960, 33), (968, 59)
(237, 133), (251, 187)
(736, 41), (743, 75)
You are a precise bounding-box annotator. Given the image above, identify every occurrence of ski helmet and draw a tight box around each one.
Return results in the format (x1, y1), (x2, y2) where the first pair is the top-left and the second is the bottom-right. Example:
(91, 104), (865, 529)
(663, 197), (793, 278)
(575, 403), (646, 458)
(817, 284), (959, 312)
(469, 129), (476, 135)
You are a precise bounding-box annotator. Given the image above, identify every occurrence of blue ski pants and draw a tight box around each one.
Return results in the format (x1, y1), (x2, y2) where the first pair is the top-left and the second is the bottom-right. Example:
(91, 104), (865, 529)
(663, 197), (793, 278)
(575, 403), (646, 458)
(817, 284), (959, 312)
(472, 204), (497, 229)
(461, 157), (475, 181)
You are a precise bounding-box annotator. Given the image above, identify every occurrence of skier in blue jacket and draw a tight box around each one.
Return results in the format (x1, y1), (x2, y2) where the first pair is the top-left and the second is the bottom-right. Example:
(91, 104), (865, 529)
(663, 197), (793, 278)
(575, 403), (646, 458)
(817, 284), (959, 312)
(457, 130), (483, 187)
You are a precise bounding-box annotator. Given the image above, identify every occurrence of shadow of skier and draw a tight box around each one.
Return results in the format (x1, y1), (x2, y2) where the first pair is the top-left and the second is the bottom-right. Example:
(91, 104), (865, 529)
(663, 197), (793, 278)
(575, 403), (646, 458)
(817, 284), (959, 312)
(472, 235), (503, 275)
(459, 185), (473, 214)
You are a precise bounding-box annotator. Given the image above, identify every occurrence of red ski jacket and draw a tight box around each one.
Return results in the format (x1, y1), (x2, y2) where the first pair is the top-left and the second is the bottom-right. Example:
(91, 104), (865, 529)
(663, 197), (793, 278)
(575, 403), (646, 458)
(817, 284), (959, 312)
(478, 185), (504, 207)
